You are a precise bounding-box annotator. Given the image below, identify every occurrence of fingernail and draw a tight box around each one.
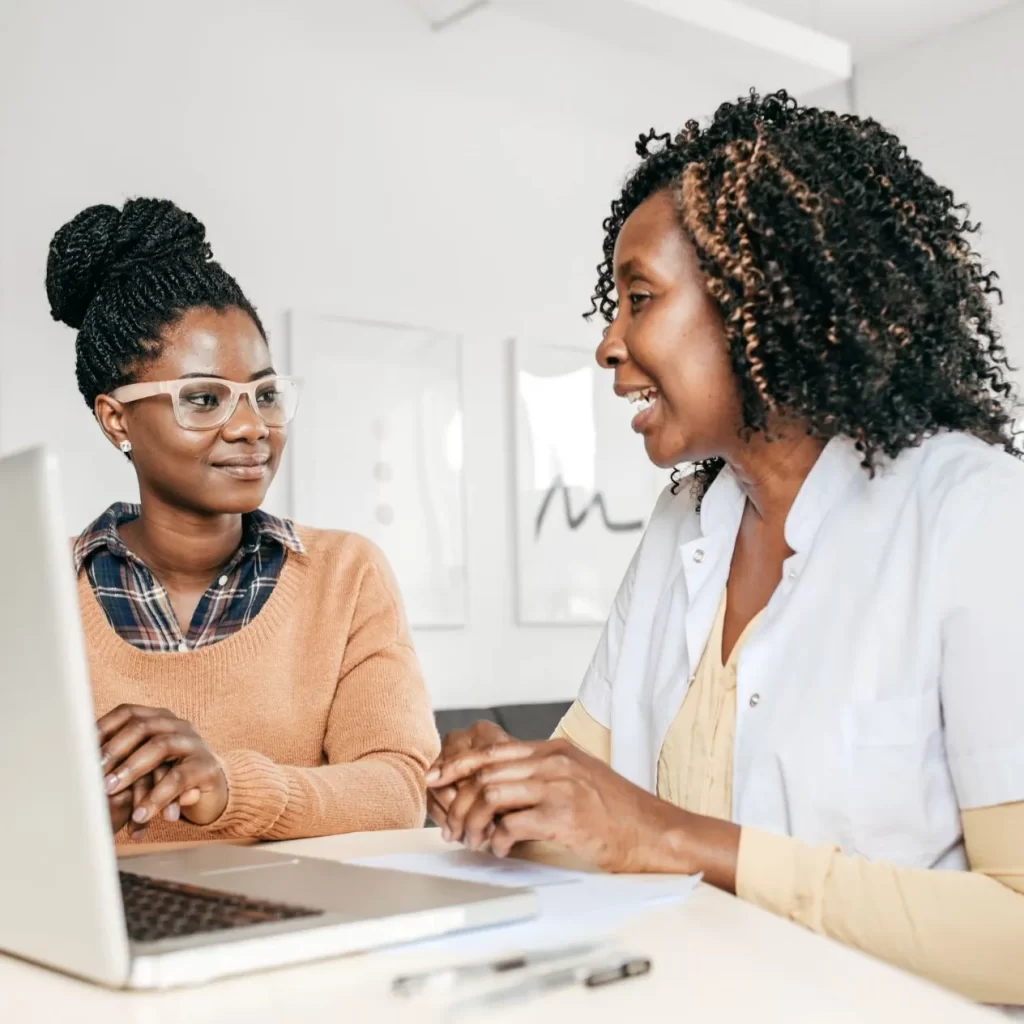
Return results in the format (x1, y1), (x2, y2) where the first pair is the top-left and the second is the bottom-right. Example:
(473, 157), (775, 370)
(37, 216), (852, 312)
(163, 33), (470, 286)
(164, 804), (180, 822)
(104, 774), (119, 794)
(425, 769), (439, 784)
(442, 827), (451, 842)
(132, 807), (148, 824)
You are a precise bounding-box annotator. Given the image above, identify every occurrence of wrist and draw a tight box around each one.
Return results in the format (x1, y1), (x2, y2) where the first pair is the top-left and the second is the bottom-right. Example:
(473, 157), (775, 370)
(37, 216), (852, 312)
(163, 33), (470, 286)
(181, 760), (229, 826)
(641, 803), (740, 891)
(181, 789), (228, 826)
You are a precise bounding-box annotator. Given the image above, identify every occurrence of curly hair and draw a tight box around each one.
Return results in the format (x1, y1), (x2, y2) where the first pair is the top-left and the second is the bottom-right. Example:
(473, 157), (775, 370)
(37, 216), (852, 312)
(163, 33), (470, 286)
(588, 90), (1019, 498)
(46, 197), (264, 410)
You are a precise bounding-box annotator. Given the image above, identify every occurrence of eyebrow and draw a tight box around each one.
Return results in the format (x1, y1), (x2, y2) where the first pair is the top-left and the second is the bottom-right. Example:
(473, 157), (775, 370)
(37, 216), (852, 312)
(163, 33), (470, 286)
(615, 257), (645, 281)
(178, 368), (276, 382)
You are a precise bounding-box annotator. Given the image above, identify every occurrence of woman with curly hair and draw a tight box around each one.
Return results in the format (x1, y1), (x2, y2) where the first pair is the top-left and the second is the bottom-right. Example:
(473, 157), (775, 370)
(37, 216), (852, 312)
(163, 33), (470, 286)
(428, 91), (1024, 1004)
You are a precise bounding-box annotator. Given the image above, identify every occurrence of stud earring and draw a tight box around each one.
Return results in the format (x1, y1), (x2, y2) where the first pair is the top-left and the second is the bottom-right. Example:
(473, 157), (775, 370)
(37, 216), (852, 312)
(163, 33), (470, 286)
(119, 440), (133, 455)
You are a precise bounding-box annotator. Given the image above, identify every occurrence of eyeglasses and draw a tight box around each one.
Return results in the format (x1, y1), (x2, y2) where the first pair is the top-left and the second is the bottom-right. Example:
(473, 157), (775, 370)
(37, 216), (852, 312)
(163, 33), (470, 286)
(109, 376), (302, 431)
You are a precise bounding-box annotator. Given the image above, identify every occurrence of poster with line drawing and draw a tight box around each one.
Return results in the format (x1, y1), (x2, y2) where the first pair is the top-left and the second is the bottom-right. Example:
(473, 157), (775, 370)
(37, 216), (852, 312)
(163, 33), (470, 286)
(513, 339), (664, 625)
(290, 313), (466, 628)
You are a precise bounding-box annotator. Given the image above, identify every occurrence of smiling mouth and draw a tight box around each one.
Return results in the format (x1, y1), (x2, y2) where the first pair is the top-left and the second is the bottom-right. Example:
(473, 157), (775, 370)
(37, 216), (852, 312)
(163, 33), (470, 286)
(624, 387), (659, 412)
(211, 455), (270, 480)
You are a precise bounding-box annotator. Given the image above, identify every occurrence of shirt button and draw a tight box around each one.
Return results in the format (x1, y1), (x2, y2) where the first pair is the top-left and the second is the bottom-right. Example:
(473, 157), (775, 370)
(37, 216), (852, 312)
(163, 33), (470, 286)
(177, 641), (188, 654)
(218, 574), (229, 586)
(693, 549), (705, 564)
(749, 693), (761, 708)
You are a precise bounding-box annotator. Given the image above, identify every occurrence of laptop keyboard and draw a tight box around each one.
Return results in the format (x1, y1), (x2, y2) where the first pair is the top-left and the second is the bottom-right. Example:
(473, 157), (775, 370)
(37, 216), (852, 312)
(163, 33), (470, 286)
(119, 870), (324, 944)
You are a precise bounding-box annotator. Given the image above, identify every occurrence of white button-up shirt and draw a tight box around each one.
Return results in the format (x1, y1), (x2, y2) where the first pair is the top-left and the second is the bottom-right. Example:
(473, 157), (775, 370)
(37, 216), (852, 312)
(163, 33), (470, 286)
(577, 432), (1024, 869)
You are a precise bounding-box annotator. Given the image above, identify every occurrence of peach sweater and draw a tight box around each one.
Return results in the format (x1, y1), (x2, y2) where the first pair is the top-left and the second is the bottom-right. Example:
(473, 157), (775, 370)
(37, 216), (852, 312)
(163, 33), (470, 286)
(78, 528), (440, 843)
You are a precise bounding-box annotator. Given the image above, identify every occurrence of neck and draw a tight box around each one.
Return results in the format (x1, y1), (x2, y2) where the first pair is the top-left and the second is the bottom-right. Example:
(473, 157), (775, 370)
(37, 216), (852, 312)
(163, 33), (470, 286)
(121, 493), (245, 585)
(722, 421), (826, 524)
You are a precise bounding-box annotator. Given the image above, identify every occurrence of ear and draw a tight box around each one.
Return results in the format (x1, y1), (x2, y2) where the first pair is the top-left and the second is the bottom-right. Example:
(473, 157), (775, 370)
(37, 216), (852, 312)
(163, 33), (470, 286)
(94, 394), (131, 453)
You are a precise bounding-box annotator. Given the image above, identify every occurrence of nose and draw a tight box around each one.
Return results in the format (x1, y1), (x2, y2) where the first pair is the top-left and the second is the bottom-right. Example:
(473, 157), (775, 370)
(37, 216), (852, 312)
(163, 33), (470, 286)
(596, 318), (628, 369)
(221, 393), (269, 443)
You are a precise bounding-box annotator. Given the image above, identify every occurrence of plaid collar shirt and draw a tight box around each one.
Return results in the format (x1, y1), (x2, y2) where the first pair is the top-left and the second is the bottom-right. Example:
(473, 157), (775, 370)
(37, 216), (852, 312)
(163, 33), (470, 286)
(73, 503), (305, 653)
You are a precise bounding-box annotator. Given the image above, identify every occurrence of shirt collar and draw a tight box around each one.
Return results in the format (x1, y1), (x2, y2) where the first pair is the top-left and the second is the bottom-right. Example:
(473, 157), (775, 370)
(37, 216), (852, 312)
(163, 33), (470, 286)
(73, 502), (139, 573)
(782, 436), (865, 553)
(698, 463), (742, 539)
(244, 508), (306, 556)
(697, 435), (866, 554)
(74, 504), (305, 573)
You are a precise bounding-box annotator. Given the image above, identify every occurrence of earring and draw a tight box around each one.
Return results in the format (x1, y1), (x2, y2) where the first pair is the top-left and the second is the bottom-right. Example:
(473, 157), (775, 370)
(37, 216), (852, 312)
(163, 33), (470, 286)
(119, 440), (133, 455)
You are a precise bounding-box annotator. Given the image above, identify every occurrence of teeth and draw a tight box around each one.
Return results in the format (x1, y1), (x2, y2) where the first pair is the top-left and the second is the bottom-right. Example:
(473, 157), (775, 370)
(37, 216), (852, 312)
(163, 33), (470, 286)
(626, 388), (658, 408)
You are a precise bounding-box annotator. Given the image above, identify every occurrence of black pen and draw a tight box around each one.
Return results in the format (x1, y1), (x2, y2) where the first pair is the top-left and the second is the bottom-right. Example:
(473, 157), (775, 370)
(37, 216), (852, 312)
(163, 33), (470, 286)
(392, 942), (598, 996)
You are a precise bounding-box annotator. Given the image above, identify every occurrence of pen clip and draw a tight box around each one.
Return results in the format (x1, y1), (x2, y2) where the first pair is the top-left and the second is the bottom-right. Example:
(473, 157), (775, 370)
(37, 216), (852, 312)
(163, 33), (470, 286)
(584, 956), (651, 987)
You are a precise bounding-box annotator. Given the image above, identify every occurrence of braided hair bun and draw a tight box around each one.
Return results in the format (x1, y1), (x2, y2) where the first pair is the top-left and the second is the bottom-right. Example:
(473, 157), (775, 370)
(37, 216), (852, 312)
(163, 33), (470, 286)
(46, 199), (209, 330)
(45, 197), (263, 409)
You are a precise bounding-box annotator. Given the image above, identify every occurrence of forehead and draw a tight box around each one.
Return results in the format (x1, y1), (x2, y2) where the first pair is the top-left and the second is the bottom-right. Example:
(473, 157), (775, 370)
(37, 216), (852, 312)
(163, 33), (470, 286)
(613, 189), (688, 276)
(138, 306), (270, 382)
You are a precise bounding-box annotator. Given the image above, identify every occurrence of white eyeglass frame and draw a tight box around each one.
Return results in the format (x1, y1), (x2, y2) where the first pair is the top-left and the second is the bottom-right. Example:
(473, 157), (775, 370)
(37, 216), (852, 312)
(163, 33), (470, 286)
(109, 375), (302, 430)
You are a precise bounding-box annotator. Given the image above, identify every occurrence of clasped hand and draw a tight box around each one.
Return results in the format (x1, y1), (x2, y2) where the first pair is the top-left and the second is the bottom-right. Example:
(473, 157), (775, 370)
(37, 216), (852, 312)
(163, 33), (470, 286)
(97, 704), (228, 838)
(425, 721), (700, 874)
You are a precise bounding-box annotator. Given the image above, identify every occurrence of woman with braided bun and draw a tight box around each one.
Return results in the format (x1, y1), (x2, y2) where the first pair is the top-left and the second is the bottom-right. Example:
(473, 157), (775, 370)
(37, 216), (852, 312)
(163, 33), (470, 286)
(428, 92), (1024, 1005)
(47, 197), (438, 845)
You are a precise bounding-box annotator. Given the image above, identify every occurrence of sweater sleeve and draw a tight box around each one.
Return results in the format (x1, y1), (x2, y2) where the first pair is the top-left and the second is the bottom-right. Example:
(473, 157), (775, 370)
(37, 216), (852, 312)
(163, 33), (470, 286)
(736, 802), (1024, 1005)
(553, 700), (612, 763)
(207, 549), (440, 840)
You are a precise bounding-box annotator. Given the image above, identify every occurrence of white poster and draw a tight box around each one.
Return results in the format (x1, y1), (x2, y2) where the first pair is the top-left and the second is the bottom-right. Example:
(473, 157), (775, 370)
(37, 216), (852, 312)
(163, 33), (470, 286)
(290, 313), (466, 628)
(513, 339), (664, 625)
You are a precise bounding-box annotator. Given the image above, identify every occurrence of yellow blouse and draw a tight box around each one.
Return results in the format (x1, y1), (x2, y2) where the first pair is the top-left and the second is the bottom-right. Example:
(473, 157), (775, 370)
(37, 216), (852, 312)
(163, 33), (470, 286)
(656, 595), (758, 817)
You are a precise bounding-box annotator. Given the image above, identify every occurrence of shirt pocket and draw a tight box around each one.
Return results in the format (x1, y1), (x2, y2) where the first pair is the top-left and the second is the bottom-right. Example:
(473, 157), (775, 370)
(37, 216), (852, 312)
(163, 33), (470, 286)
(842, 694), (944, 864)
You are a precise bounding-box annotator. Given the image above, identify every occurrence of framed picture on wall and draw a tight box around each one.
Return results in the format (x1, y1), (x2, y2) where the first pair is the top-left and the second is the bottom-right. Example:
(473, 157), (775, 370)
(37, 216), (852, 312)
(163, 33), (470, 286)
(290, 312), (467, 628)
(512, 338), (664, 625)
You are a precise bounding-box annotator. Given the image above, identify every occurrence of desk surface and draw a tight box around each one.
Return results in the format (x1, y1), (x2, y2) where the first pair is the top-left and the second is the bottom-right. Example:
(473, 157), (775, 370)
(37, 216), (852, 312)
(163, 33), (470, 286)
(0, 829), (1001, 1023)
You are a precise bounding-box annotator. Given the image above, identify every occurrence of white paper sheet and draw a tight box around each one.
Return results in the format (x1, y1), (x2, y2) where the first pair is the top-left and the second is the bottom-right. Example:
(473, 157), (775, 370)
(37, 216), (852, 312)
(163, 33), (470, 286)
(355, 848), (585, 888)
(352, 849), (700, 957)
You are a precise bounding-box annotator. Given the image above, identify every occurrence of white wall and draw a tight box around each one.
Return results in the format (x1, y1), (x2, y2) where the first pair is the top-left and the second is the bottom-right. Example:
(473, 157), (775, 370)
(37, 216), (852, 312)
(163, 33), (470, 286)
(803, 79), (853, 115)
(0, 0), (825, 709)
(852, 4), (1024, 377)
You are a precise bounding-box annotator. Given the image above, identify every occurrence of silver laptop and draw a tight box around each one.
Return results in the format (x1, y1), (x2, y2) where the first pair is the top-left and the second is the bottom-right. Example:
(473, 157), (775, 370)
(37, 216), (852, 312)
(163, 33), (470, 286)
(0, 446), (536, 989)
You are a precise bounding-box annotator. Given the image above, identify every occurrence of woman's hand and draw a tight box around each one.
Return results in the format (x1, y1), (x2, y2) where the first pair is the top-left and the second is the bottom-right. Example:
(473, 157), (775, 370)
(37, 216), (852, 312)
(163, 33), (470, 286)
(98, 705), (228, 830)
(426, 738), (741, 887)
(107, 782), (137, 834)
(426, 720), (513, 833)
(106, 766), (180, 838)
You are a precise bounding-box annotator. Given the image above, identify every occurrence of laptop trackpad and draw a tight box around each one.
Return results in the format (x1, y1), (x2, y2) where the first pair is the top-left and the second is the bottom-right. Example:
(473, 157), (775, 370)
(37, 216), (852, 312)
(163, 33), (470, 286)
(122, 844), (303, 882)
(199, 859), (303, 877)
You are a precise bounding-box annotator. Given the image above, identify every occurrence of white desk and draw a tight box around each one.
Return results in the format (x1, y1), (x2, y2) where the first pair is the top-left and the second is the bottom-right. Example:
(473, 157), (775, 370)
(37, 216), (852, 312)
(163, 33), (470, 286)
(0, 829), (1002, 1023)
